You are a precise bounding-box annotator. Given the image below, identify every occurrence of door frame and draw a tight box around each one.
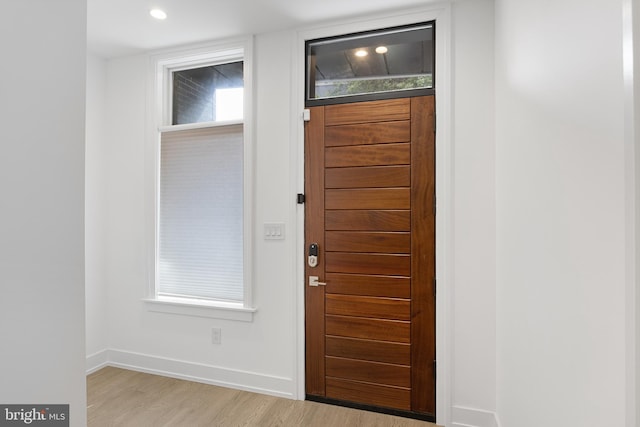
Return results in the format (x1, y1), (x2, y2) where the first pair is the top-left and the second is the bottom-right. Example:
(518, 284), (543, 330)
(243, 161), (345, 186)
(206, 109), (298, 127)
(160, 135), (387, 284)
(291, 5), (453, 425)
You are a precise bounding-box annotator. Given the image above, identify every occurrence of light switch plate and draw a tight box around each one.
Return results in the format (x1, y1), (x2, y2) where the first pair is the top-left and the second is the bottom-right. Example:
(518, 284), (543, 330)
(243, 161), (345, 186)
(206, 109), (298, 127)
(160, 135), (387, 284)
(264, 222), (285, 240)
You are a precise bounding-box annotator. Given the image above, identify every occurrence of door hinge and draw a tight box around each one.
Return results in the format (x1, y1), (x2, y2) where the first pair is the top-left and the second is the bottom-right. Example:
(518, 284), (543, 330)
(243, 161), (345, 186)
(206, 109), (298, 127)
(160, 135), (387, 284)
(297, 193), (305, 204)
(433, 277), (437, 297)
(433, 112), (437, 133)
(433, 360), (437, 379)
(433, 194), (437, 215)
(303, 109), (311, 122)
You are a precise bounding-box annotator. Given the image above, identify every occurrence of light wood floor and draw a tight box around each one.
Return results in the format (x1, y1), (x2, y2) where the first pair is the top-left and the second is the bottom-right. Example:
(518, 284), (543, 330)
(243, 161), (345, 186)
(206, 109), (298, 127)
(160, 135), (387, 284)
(87, 367), (438, 427)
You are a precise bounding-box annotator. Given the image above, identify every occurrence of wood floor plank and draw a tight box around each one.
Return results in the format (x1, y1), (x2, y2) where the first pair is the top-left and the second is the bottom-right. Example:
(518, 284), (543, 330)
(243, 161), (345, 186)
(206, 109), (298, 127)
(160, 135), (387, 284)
(87, 367), (437, 427)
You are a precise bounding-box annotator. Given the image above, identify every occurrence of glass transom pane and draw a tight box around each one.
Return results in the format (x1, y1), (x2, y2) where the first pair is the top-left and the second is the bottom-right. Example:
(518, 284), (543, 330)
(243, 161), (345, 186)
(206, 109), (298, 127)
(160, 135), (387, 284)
(307, 24), (434, 102)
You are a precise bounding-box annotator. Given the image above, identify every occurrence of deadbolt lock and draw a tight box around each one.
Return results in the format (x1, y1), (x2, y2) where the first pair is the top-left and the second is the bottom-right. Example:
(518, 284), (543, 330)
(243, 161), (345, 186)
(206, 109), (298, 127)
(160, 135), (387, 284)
(308, 243), (319, 268)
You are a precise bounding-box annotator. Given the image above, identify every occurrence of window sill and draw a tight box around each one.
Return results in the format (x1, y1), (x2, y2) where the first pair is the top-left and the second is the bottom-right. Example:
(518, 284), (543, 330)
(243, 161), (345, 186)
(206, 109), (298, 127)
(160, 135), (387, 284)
(143, 297), (256, 322)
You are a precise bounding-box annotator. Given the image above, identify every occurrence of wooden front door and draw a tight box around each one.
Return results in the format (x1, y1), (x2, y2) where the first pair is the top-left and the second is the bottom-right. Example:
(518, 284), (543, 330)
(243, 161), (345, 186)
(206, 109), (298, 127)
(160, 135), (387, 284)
(304, 96), (436, 417)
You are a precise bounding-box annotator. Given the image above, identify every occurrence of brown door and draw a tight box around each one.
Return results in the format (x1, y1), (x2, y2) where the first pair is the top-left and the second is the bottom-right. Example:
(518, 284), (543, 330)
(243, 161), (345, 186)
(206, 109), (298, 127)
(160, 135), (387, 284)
(304, 96), (435, 417)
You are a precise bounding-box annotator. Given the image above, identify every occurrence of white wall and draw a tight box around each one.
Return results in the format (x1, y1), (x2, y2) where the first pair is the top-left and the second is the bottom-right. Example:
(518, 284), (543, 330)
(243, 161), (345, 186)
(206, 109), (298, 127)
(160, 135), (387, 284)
(99, 30), (298, 396)
(495, 0), (628, 426)
(636, 0), (640, 420)
(632, 2), (640, 424)
(451, 1), (497, 425)
(626, 1), (640, 425)
(0, 1), (87, 426)
(86, 54), (109, 367)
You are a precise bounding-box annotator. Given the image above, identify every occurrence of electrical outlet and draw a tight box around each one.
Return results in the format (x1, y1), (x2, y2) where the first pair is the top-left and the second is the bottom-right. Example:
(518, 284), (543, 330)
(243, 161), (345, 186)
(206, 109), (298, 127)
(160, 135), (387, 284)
(211, 328), (221, 345)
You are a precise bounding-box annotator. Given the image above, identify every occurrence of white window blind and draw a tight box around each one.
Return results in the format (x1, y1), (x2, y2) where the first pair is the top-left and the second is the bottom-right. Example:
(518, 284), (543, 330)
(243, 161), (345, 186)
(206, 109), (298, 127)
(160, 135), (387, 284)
(158, 125), (243, 302)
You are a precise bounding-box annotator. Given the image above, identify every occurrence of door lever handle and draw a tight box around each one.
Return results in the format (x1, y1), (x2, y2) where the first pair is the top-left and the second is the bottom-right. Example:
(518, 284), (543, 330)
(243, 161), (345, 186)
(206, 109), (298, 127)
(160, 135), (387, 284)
(308, 276), (326, 287)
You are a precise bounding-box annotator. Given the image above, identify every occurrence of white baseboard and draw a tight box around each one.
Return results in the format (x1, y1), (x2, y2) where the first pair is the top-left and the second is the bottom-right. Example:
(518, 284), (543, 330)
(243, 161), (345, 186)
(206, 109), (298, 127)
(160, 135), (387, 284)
(87, 351), (499, 425)
(86, 349), (109, 374)
(451, 405), (500, 427)
(87, 348), (294, 399)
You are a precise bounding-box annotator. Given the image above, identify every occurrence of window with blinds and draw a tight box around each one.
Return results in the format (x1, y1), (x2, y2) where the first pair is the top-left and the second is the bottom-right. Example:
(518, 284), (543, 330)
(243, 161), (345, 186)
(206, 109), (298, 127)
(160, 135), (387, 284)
(158, 125), (243, 302)
(147, 43), (253, 316)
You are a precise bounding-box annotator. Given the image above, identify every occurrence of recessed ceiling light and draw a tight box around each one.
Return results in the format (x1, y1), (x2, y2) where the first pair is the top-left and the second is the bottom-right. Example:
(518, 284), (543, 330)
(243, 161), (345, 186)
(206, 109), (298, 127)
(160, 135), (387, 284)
(150, 9), (167, 20)
(355, 49), (368, 57)
(375, 46), (388, 54)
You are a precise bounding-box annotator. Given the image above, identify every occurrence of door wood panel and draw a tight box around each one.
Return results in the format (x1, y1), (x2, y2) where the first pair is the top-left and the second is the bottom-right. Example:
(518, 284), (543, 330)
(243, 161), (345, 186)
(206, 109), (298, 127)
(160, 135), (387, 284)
(325, 253), (411, 276)
(326, 357), (410, 388)
(305, 96), (435, 417)
(325, 143), (410, 168)
(410, 96), (436, 412)
(325, 210), (410, 231)
(325, 165), (410, 189)
(325, 99), (411, 126)
(325, 121), (411, 147)
(324, 273), (411, 298)
(325, 336), (411, 365)
(325, 188), (410, 210)
(326, 294), (411, 320)
(326, 315), (410, 343)
(304, 105), (326, 396)
(325, 378), (411, 411)
(325, 231), (410, 253)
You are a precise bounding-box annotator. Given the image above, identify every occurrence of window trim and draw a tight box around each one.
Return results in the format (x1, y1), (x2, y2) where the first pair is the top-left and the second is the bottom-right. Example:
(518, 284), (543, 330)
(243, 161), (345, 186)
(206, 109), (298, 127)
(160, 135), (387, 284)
(145, 37), (255, 321)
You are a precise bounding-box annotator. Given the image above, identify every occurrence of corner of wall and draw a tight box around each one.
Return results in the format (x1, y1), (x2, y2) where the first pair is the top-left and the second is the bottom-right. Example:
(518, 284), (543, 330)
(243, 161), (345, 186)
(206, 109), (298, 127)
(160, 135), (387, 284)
(451, 406), (501, 427)
(625, 0), (639, 425)
(86, 350), (110, 375)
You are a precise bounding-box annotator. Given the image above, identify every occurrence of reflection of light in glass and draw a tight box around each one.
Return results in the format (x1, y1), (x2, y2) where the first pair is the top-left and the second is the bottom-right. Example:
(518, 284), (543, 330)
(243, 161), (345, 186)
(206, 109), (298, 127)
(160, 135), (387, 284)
(150, 9), (167, 20)
(215, 88), (244, 121)
(355, 49), (368, 57)
(375, 46), (388, 54)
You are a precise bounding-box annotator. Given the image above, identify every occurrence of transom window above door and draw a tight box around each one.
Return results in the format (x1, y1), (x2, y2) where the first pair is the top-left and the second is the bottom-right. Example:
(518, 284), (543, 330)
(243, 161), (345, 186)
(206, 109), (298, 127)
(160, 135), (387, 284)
(306, 22), (434, 106)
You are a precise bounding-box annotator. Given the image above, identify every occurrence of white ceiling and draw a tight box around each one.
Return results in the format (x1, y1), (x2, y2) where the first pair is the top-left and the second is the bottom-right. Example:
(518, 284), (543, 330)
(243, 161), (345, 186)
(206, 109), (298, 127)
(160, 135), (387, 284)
(87, 0), (431, 58)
